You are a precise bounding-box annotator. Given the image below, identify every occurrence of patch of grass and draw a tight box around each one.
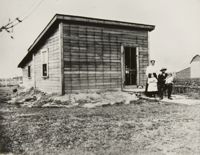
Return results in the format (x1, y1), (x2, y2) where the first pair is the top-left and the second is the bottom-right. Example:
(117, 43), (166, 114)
(1, 87), (200, 154)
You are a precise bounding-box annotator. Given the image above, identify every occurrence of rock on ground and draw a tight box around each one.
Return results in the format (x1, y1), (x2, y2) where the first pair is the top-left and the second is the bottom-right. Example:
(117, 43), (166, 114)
(9, 87), (139, 108)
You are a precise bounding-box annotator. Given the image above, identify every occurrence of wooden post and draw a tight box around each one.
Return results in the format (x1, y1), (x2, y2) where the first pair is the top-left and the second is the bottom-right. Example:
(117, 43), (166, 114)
(59, 22), (64, 95)
(147, 32), (151, 62)
(121, 45), (124, 90)
(136, 47), (140, 86)
(33, 53), (36, 89)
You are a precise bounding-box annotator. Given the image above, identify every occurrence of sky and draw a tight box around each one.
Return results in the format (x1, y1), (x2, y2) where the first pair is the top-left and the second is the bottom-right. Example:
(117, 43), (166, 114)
(0, 0), (200, 78)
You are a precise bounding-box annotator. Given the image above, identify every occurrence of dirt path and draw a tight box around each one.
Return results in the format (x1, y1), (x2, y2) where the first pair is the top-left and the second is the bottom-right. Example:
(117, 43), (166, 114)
(0, 87), (200, 155)
(161, 95), (200, 105)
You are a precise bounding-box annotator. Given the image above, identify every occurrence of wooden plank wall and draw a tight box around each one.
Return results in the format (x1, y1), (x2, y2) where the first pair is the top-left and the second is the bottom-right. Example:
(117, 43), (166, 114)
(33, 25), (62, 93)
(138, 47), (149, 85)
(63, 23), (149, 93)
(22, 61), (34, 88)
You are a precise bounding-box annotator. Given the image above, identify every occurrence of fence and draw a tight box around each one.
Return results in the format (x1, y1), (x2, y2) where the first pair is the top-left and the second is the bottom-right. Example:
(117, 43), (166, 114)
(173, 78), (200, 94)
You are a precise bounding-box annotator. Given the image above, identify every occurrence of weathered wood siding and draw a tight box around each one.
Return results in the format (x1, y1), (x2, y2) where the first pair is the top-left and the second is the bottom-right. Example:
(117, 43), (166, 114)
(22, 60), (34, 88)
(63, 23), (149, 93)
(33, 25), (61, 93)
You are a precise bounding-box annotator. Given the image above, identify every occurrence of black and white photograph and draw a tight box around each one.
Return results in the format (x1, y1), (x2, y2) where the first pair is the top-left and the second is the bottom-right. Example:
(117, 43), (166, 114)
(0, 0), (200, 154)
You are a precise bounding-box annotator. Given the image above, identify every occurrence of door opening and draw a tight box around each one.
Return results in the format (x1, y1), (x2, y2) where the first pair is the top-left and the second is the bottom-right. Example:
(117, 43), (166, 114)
(124, 47), (137, 86)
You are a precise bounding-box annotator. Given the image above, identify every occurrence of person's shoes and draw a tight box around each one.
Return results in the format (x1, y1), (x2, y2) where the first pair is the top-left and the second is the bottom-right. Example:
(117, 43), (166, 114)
(168, 97), (173, 100)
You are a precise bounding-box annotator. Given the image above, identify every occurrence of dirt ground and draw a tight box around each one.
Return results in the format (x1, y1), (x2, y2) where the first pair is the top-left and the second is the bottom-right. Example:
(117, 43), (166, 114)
(0, 87), (200, 155)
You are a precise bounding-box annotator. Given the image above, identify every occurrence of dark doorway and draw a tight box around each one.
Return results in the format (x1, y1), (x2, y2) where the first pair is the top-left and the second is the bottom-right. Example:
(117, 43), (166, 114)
(124, 47), (137, 85)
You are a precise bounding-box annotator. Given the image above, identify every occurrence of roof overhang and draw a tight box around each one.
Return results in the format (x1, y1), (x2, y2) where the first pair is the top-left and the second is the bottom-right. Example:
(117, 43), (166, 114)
(18, 14), (155, 68)
(190, 54), (200, 64)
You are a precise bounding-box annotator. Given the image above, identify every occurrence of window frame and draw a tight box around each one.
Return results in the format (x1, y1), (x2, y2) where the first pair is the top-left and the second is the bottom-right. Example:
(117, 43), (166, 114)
(41, 48), (49, 78)
(28, 65), (31, 78)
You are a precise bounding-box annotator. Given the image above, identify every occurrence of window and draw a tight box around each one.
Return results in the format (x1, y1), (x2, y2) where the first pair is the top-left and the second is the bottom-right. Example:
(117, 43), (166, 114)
(42, 64), (47, 76)
(28, 66), (31, 78)
(41, 49), (48, 77)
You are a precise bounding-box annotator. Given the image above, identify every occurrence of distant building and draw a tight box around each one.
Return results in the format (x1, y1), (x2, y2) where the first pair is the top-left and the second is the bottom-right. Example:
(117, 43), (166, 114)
(176, 54), (200, 79)
(0, 76), (23, 86)
(176, 67), (191, 79)
(13, 76), (23, 85)
(190, 55), (200, 78)
(18, 14), (155, 94)
(0, 79), (6, 86)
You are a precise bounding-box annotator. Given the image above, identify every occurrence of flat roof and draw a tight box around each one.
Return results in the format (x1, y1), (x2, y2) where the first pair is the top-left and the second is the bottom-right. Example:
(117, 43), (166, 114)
(18, 14), (155, 68)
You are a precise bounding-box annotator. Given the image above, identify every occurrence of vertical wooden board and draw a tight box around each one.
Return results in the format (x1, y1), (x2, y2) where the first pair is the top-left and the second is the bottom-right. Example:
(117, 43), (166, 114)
(136, 47), (140, 86)
(59, 22), (64, 95)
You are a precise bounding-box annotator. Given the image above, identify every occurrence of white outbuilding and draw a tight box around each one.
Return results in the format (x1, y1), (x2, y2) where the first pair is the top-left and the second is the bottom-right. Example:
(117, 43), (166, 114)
(176, 54), (200, 79)
(190, 54), (200, 78)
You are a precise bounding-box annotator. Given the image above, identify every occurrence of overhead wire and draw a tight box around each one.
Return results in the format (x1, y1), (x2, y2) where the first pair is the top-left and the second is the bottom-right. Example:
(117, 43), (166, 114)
(0, 0), (45, 38)
(21, 0), (45, 21)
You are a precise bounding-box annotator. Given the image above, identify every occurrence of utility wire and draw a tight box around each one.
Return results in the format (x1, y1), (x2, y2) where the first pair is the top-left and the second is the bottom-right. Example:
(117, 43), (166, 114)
(0, 0), (45, 39)
(21, 0), (45, 21)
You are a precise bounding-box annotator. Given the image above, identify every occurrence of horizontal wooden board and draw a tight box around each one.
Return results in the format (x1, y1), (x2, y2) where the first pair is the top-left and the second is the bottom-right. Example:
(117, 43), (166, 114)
(62, 21), (149, 92)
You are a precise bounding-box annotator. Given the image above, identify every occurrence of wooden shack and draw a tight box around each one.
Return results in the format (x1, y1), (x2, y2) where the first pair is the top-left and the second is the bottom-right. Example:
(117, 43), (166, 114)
(18, 14), (155, 94)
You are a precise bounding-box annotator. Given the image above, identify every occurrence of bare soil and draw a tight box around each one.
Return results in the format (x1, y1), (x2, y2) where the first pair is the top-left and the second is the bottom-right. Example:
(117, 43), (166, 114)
(0, 87), (200, 155)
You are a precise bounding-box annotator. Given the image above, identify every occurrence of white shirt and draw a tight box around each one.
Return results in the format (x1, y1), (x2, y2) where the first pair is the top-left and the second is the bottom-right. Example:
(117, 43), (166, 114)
(165, 76), (174, 84)
(147, 77), (158, 84)
(146, 65), (158, 76)
(147, 77), (158, 92)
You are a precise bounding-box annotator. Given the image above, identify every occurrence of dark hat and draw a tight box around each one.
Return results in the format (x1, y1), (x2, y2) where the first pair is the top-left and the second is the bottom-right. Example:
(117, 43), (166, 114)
(160, 67), (167, 71)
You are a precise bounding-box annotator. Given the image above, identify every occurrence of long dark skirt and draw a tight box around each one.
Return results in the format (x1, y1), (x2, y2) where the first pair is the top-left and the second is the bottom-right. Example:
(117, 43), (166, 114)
(145, 82), (149, 96)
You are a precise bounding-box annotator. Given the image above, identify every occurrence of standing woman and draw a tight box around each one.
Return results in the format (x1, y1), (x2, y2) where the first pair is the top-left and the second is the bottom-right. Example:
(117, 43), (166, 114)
(145, 60), (158, 96)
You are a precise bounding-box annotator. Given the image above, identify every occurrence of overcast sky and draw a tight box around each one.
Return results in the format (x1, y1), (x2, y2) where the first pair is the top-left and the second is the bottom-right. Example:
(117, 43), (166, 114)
(0, 0), (200, 78)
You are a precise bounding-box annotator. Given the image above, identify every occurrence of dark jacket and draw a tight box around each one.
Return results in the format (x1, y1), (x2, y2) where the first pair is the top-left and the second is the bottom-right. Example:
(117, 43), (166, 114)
(158, 73), (168, 85)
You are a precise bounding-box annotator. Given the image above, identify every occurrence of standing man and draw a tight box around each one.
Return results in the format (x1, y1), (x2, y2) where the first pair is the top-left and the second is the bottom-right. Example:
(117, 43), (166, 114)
(158, 68), (168, 99)
(145, 60), (158, 96)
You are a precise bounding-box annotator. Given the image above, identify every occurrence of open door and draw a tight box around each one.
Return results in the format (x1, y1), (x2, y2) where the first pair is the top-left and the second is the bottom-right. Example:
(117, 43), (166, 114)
(124, 47), (137, 86)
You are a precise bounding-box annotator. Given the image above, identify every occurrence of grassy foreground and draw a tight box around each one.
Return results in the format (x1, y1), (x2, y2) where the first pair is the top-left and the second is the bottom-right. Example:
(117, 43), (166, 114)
(0, 87), (200, 155)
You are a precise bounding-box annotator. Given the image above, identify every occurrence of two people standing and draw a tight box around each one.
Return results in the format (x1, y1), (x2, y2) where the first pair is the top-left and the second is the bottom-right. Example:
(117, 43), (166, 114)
(145, 60), (174, 100)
